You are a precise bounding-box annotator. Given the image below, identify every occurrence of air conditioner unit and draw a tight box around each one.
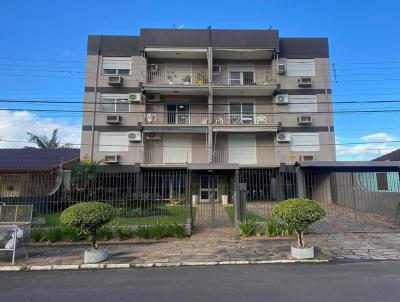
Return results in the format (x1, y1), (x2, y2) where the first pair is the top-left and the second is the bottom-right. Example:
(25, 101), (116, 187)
(278, 64), (286, 75)
(104, 155), (120, 164)
(108, 76), (123, 86)
(275, 94), (289, 105)
(146, 94), (161, 103)
(106, 115), (121, 124)
(145, 132), (162, 140)
(128, 93), (141, 102)
(149, 64), (159, 73)
(297, 115), (312, 125)
(300, 155), (315, 161)
(277, 132), (291, 143)
(212, 65), (221, 75)
(127, 131), (142, 142)
(298, 77), (312, 87)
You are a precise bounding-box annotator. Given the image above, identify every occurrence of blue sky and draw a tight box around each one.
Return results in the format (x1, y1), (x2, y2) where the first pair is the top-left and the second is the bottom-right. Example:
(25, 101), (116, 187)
(0, 0), (399, 160)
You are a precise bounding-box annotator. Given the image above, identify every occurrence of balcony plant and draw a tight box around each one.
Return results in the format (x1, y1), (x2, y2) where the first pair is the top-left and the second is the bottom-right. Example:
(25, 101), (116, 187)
(272, 198), (325, 259)
(218, 177), (229, 206)
(182, 74), (191, 85)
(60, 202), (115, 263)
(192, 182), (200, 207)
(196, 71), (207, 85)
(166, 70), (176, 84)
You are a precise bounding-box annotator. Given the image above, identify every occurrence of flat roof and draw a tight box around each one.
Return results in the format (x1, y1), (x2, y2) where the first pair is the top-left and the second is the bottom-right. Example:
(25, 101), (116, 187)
(295, 161), (400, 172)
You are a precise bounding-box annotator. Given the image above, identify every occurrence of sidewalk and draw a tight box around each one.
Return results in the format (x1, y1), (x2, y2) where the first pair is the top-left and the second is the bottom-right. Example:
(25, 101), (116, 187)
(1, 228), (400, 270)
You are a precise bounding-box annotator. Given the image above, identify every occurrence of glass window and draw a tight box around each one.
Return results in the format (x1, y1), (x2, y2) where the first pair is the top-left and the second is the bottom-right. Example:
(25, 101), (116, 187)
(103, 57), (131, 75)
(229, 72), (241, 86)
(286, 59), (315, 76)
(229, 101), (254, 124)
(166, 104), (190, 124)
(288, 96), (317, 113)
(100, 95), (129, 112)
(376, 173), (389, 191)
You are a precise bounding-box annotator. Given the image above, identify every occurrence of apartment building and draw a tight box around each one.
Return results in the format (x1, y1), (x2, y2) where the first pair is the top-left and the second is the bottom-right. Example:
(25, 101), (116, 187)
(80, 28), (335, 203)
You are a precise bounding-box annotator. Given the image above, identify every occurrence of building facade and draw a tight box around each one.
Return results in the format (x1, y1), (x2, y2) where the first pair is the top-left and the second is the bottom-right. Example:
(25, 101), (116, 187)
(80, 28), (336, 204)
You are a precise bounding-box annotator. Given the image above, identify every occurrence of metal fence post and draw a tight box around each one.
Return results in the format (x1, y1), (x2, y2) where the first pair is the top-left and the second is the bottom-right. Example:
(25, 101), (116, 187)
(234, 169), (245, 225)
(296, 167), (305, 198)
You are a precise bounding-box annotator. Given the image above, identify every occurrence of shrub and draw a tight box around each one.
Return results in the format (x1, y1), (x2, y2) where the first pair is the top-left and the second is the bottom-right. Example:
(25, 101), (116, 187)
(115, 227), (131, 241)
(32, 217), (47, 227)
(149, 223), (168, 240)
(239, 219), (256, 237)
(168, 223), (184, 238)
(47, 227), (63, 242)
(136, 226), (151, 239)
(60, 202), (115, 250)
(272, 198), (325, 247)
(63, 226), (81, 242)
(30, 228), (46, 242)
(255, 225), (265, 237)
(97, 225), (113, 241)
(266, 219), (278, 237)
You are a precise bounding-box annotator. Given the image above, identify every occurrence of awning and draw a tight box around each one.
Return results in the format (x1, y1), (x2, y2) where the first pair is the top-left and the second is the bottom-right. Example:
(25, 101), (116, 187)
(294, 161), (400, 172)
(188, 163), (239, 171)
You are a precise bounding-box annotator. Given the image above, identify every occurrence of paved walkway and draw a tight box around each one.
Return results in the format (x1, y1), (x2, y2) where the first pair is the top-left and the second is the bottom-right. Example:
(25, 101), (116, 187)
(1, 228), (400, 266)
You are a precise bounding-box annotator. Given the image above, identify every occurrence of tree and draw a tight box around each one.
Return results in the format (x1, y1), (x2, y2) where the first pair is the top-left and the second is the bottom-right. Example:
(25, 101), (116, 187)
(26, 129), (71, 149)
(272, 198), (325, 248)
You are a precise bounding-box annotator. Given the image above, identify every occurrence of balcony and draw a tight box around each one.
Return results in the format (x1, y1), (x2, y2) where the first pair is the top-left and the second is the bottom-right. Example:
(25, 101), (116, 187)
(140, 148), (208, 165)
(143, 111), (278, 130)
(212, 65), (277, 96)
(144, 64), (209, 95)
(144, 111), (209, 125)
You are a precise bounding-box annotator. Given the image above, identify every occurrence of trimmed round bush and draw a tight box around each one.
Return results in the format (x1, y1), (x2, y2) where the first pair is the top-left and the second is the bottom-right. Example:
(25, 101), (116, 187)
(272, 198), (325, 247)
(60, 202), (115, 250)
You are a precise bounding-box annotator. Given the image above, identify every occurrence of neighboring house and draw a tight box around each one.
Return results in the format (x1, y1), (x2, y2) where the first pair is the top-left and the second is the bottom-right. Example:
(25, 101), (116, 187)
(363, 148), (400, 193)
(80, 28), (335, 202)
(0, 149), (80, 197)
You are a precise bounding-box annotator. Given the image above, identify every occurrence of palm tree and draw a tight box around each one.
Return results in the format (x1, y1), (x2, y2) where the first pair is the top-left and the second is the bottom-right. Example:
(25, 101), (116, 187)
(26, 129), (71, 149)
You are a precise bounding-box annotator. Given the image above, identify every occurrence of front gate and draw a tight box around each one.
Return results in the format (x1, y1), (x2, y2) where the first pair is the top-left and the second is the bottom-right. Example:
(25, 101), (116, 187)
(191, 173), (233, 227)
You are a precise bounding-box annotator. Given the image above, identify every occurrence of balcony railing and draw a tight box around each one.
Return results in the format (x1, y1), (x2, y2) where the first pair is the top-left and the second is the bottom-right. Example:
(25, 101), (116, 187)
(213, 67), (275, 86)
(213, 112), (276, 125)
(146, 64), (208, 85)
(144, 111), (209, 125)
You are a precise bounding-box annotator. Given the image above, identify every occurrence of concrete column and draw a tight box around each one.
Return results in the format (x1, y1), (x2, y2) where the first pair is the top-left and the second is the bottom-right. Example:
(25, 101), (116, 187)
(208, 86), (213, 163)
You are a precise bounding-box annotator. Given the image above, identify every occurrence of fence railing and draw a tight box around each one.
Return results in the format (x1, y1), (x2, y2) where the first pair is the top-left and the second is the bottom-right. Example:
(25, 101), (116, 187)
(213, 112), (277, 125)
(213, 67), (275, 86)
(213, 150), (277, 165)
(144, 111), (209, 125)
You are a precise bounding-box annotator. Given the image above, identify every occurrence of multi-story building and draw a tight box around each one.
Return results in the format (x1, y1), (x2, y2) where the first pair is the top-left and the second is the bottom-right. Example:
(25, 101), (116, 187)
(80, 28), (335, 204)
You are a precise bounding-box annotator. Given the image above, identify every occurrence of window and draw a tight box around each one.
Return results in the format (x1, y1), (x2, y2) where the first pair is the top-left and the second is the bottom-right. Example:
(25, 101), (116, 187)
(229, 100), (254, 124)
(100, 94), (129, 112)
(166, 104), (190, 124)
(286, 59), (315, 76)
(288, 95), (317, 112)
(98, 132), (129, 152)
(376, 173), (389, 191)
(228, 65), (255, 85)
(102, 57), (131, 75)
(290, 133), (320, 152)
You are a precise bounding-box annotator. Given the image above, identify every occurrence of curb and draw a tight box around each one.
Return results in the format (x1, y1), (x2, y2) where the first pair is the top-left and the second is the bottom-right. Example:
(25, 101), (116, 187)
(0, 259), (330, 272)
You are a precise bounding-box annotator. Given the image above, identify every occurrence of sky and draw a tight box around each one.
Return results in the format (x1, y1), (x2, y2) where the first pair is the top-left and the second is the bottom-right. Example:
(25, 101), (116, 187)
(0, 0), (399, 160)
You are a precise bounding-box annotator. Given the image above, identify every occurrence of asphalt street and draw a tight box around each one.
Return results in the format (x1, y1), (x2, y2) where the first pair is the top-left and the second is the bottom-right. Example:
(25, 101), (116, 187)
(1, 262), (400, 302)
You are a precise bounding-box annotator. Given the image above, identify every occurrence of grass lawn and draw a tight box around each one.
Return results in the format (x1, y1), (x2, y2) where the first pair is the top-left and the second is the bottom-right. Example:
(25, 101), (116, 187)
(33, 205), (193, 227)
(224, 205), (266, 223)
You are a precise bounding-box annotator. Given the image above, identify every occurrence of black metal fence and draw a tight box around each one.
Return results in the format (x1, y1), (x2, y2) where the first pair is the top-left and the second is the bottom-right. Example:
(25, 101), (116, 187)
(1, 167), (399, 233)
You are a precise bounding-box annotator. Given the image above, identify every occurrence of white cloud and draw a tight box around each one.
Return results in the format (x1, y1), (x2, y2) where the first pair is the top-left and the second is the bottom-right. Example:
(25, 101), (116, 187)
(336, 132), (398, 161)
(0, 110), (81, 148)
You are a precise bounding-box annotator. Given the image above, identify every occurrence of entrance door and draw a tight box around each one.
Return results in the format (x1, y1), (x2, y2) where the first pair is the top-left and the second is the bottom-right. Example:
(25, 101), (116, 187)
(200, 175), (218, 203)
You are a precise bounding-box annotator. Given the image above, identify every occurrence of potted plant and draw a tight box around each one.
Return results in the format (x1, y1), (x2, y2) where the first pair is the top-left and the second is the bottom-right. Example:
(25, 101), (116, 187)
(219, 177), (229, 206)
(166, 70), (176, 84)
(196, 71), (207, 84)
(182, 74), (191, 85)
(60, 202), (115, 263)
(192, 182), (199, 207)
(272, 198), (325, 259)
